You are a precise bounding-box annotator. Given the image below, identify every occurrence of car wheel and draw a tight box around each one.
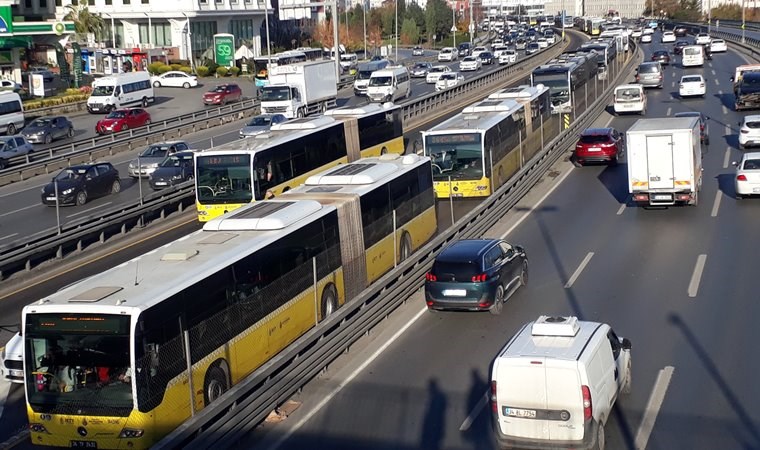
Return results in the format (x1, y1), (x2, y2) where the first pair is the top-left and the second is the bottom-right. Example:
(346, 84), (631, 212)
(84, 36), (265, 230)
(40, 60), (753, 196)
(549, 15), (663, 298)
(106, 105), (114, 113)
(183, 82), (191, 89)
(121, 124), (129, 131)
(67, 127), (74, 138)
(44, 134), (52, 145)
(320, 284), (338, 321)
(75, 190), (87, 206)
(595, 423), (606, 450)
(6, 123), (15, 135)
(0, 158), (7, 170)
(489, 285), (505, 316)
(737, 192), (744, 200)
(740, 143), (746, 150)
(520, 261), (529, 286)
(153, 81), (161, 87)
(111, 179), (121, 194)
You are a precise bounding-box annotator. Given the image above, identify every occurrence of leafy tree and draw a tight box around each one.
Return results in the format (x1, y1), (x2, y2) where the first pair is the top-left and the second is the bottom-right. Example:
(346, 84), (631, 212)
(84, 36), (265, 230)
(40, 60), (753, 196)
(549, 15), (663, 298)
(63, 4), (105, 39)
(406, 2), (427, 36)
(425, 0), (454, 43)
(710, 4), (741, 20)
(400, 18), (420, 45)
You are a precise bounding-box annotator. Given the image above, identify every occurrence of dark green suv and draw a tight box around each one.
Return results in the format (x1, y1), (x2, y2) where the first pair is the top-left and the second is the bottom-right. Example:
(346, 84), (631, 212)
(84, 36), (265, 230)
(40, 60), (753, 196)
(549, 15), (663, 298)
(425, 239), (528, 315)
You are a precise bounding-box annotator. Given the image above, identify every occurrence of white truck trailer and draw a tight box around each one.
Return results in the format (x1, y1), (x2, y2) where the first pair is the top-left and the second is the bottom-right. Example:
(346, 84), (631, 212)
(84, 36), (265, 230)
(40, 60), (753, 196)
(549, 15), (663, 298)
(626, 117), (703, 207)
(260, 60), (338, 119)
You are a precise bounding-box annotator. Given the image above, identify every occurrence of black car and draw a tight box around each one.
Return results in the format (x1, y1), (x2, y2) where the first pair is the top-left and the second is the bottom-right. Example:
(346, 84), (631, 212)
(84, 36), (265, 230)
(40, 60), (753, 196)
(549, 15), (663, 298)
(149, 151), (195, 190)
(41, 162), (121, 206)
(674, 25), (689, 37)
(458, 42), (472, 57)
(424, 239), (528, 315)
(651, 50), (671, 66)
(478, 51), (494, 65)
(673, 40), (689, 55)
(674, 111), (710, 144)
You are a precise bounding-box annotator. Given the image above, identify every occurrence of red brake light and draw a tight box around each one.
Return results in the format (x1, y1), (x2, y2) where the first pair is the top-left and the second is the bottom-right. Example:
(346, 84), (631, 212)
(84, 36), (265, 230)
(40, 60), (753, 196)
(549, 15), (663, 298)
(737, 174), (748, 181)
(471, 273), (488, 282)
(582, 385), (592, 421)
(491, 381), (498, 412)
(425, 273), (437, 281)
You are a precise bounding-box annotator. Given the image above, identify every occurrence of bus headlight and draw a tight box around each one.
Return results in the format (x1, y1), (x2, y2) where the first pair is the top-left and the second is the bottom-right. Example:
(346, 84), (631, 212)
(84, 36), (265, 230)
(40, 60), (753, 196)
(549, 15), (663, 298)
(29, 423), (49, 433)
(119, 428), (144, 438)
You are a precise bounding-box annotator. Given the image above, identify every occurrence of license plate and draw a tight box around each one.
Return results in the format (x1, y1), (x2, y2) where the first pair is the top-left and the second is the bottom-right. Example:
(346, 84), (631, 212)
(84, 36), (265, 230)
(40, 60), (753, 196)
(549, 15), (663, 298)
(753, 188), (760, 193)
(504, 407), (537, 418)
(442, 289), (467, 297)
(70, 441), (97, 448)
(46, 197), (57, 201)
(654, 194), (672, 200)
(588, 147), (601, 152)
(154, 181), (167, 186)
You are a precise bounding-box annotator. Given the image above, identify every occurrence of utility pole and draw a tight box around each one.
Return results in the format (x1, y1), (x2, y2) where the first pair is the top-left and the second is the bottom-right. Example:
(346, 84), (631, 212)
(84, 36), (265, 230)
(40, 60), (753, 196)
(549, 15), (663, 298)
(469, 0), (474, 43)
(452, 6), (457, 48)
(742, 0), (746, 43)
(707, 0), (711, 33)
(333, 0), (340, 80)
(363, 0), (367, 59)
(395, 0), (399, 62)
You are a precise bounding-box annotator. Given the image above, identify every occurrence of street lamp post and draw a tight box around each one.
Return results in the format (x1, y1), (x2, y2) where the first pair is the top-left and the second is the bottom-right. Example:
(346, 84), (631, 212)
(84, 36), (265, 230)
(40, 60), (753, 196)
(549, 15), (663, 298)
(742, 0), (746, 43)
(363, 0), (367, 59)
(707, 0), (711, 33)
(395, 0), (399, 62)
(332, 0), (340, 80)
(452, 7), (456, 49)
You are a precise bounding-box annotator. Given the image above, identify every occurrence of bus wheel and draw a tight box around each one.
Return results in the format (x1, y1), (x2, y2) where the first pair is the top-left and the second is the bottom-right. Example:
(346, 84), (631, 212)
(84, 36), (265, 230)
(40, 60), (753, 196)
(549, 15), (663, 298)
(203, 366), (229, 406)
(400, 232), (412, 262)
(380, 146), (388, 155)
(321, 284), (338, 321)
(6, 123), (15, 135)
(297, 108), (305, 118)
(142, 97), (149, 107)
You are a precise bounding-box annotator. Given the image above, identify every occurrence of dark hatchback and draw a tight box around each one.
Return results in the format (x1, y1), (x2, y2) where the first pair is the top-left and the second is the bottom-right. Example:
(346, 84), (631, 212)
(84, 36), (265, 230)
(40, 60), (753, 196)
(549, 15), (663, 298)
(651, 50), (671, 66)
(673, 40), (689, 55)
(41, 162), (121, 206)
(478, 51), (495, 65)
(149, 151), (195, 190)
(674, 25), (689, 37)
(425, 239), (528, 315)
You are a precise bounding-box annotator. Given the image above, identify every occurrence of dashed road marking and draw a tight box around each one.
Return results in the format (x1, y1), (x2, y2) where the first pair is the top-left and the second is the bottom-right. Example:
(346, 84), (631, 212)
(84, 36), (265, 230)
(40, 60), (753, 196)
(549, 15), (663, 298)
(635, 366), (675, 450)
(564, 252), (594, 288)
(66, 202), (113, 219)
(711, 191), (723, 217)
(723, 147), (731, 168)
(688, 254), (708, 297)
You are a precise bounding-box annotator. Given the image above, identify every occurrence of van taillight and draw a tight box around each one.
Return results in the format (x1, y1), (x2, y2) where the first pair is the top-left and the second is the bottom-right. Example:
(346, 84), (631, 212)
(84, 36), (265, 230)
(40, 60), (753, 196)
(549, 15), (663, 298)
(582, 385), (592, 421)
(491, 381), (498, 412)
(425, 273), (437, 281)
(472, 273), (488, 282)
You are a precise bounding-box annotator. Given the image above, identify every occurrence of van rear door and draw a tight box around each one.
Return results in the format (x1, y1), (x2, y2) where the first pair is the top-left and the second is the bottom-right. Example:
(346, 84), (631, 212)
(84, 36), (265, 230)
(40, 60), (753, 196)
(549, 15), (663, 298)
(544, 360), (585, 441)
(495, 357), (549, 439)
(646, 134), (675, 189)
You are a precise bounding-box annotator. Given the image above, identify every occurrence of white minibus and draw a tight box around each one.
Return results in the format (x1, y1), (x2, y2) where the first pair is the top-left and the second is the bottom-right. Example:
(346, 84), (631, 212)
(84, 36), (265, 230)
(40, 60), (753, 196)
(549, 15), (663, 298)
(366, 66), (411, 103)
(682, 45), (705, 67)
(87, 71), (155, 113)
(0, 91), (24, 134)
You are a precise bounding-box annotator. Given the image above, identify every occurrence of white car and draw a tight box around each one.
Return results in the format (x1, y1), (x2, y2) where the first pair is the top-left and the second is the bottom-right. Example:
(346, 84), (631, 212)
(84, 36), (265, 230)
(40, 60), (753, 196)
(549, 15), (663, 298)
(426, 65), (452, 84)
(493, 38), (504, 46)
(536, 38), (549, 49)
(710, 39), (728, 52)
(150, 71), (199, 89)
(661, 31), (676, 43)
(0, 79), (21, 91)
(738, 115), (760, 150)
(471, 46), (488, 58)
(498, 49), (517, 64)
(437, 47), (457, 62)
(459, 56), (482, 72)
(734, 152), (760, 198)
(695, 33), (712, 45)
(492, 45), (508, 58)
(642, 28), (654, 35)
(679, 74), (706, 97)
(640, 34), (653, 43)
(631, 28), (643, 38)
(435, 72), (464, 91)
(1, 332), (23, 384)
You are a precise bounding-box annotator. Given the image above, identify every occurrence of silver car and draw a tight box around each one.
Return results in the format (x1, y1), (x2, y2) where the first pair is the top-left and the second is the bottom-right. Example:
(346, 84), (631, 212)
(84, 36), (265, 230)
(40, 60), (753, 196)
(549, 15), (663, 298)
(239, 114), (288, 138)
(0, 135), (33, 170)
(128, 141), (190, 178)
(635, 62), (664, 88)
(410, 62), (433, 78)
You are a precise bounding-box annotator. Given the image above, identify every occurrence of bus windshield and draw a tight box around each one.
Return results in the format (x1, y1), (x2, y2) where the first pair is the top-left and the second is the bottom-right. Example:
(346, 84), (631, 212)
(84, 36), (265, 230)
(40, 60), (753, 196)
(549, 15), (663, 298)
(91, 85), (115, 97)
(196, 154), (253, 204)
(369, 76), (393, 87)
(424, 133), (483, 180)
(24, 313), (133, 416)
(261, 86), (291, 101)
(533, 74), (569, 103)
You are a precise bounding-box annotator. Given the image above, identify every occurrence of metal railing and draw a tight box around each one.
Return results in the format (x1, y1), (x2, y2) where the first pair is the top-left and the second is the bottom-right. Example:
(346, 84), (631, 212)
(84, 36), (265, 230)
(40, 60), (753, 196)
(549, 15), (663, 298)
(0, 35), (572, 281)
(152, 39), (642, 449)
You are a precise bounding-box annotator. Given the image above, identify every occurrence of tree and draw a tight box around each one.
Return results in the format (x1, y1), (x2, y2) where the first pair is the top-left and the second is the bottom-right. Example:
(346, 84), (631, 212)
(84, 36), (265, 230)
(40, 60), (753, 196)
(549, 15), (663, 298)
(400, 18), (420, 45)
(406, 2), (427, 37)
(425, 0), (454, 43)
(63, 4), (105, 39)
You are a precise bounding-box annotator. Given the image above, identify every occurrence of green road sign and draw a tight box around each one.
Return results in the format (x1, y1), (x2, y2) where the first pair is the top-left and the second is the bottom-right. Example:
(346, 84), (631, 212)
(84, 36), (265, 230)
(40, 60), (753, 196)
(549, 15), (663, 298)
(214, 34), (234, 67)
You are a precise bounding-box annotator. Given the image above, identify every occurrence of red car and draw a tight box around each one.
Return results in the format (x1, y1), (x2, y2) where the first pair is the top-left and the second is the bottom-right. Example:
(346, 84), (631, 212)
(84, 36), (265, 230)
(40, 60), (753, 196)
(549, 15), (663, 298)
(572, 127), (625, 166)
(95, 108), (151, 134)
(203, 84), (243, 106)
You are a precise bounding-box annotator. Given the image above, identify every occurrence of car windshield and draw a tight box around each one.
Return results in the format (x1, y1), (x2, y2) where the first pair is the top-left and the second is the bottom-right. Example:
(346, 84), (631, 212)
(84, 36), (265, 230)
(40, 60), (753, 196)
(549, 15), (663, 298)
(440, 74), (456, 80)
(54, 168), (86, 181)
(91, 85), (114, 96)
(247, 116), (272, 127)
(139, 144), (174, 158)
(160, 154), (192, 167)
(413, 63), (428, 70)
(424, 133), (483, 181)
(210, 86), (229, 93)
(430, 67), (446, 73)
(684, 48), (701, 55)
(105, 111), (126, 119)
(358, 70), (374, 79)
(654, 51), (667, 56)
(682, 76), (702, 83)
(31, 118), (52, 127)
(743, 159), (760, 170)
(579, 135), (611, 144)
(369, 76), (392, 87)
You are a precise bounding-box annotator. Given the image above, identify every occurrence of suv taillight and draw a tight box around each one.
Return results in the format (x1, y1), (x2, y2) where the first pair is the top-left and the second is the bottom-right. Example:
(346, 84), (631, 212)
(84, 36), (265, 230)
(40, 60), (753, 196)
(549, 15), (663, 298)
(491, 380), (498, 412)
(471, 273), (488, 282)
(425, 273), (437, 281)
(582, 385), (592, 421)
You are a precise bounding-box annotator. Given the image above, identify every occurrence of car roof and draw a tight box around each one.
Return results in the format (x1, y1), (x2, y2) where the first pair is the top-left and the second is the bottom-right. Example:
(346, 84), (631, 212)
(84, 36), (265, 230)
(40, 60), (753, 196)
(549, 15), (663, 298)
(437, 239), (499, 261)
(742, 114), (760, 121)
(743, 152), (760, 159)
(581, 127), (613, 136)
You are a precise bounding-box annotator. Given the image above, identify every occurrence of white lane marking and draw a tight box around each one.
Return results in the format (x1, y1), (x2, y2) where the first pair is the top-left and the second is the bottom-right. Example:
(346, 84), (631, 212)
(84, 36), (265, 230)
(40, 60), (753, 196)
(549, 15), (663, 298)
(267, 306), (429, 450)
(671, 81), (675, 88)
(708, 62), (713, 68)
(723, 147), (731, 169)
(714, 78), (720, 86)
(719, 89), (723, 95)
(711, 69), (716, 76)
(65, 202), (113, 218)
(0, 184), (47, 198)
(688, 254), (708, 297)
(671, 71), (675, 78)
(726, 124), (731, 136)
(666, 107), (672, 116)
(635, 366), (675, 450)
(0, 233), (18, 242)
(711, 191), (723, 217)
(564, 252), (594, 288)
(723, 104), (729, 114)
(459, 391), (489, 431)
(0, 204), (38, 218)
(616, 203), (627, 215)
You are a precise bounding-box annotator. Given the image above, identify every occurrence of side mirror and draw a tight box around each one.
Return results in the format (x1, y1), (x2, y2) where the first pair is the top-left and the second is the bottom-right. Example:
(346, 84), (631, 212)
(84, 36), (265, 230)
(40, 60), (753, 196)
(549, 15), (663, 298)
(621, 338), (632, 350)
(732, 161), (738, 166)
(730, 77), (734, 82)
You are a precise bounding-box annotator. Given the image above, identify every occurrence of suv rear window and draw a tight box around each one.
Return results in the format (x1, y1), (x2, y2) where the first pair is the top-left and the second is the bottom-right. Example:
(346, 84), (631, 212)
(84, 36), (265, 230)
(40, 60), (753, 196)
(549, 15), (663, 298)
(431, 261), (480, 282)
(638, 64), (659, 73)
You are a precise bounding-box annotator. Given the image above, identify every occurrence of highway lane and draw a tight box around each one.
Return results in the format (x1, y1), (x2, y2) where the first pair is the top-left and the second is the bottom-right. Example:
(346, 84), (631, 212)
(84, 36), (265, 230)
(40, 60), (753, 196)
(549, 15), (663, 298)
(0, 45), (550, 244)
(239, 36), (760, 449)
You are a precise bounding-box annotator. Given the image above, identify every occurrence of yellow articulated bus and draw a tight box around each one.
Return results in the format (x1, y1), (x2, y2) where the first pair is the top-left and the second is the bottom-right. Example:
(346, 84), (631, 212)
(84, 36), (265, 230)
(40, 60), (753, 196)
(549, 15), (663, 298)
(194, 103), (404, 221)
(22, 154), (436, 450)
(421, 91), (549, 199)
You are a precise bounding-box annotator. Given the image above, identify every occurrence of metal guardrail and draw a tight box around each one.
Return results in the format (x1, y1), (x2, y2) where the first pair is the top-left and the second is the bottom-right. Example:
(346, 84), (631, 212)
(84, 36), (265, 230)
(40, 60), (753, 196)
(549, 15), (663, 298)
(0, 35), (570, 281)
(151, 39), (642, 449)
(669, 21), (760, 59)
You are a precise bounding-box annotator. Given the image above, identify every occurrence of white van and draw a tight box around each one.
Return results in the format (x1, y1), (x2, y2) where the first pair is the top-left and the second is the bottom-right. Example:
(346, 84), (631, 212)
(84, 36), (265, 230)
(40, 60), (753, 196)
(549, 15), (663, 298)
(0, 91), (24, 135)
(87, 71), (155, 113)
(613, 84), (646, 115)
(682, 45), (705, 67)
(491, 316), (632, 450)
(366, 66), (411, 103)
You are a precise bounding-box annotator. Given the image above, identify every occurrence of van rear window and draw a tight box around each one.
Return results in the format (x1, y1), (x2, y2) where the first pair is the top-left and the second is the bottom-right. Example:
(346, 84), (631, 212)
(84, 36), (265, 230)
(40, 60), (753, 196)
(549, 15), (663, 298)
(638, 65), (658, 73)
(431, 261), (480, 281)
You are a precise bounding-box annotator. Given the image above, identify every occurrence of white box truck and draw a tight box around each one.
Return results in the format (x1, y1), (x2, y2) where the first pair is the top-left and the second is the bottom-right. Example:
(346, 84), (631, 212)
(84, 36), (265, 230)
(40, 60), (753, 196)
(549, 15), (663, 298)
(260, 60), (338, 119)
(626, 117), (703, 207)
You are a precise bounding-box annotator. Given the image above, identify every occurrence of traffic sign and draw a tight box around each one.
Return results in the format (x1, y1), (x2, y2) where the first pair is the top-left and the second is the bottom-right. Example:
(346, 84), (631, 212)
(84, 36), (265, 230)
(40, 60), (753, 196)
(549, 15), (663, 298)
(451, 25), (457, 33)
